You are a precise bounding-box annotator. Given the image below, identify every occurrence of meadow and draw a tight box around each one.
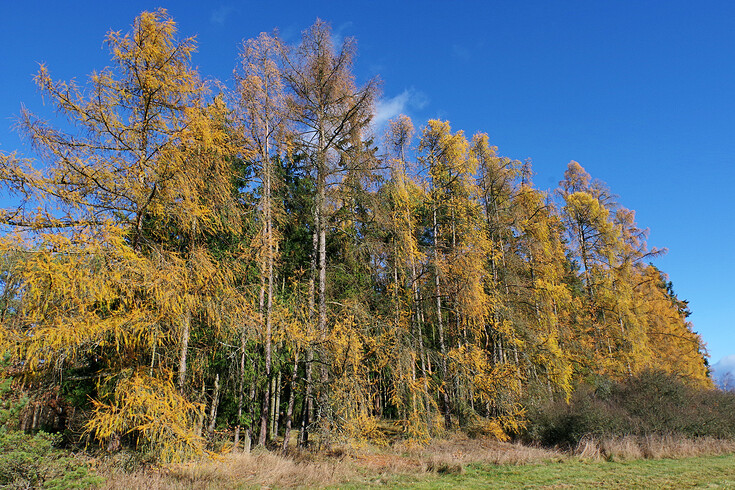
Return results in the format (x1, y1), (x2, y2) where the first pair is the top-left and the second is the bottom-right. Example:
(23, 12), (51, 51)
(93, 435), (735, 489)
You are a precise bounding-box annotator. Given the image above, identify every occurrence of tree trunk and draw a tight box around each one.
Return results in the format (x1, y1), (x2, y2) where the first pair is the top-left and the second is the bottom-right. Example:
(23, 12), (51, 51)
(272, 370), (282, 440)
(282, 349), (300, 451)
(299, 351), (313, 448)
(300, 213), (319, 448)
(433, 206), (452, 430)
(178, 310), (191, 393)
(195, 379), (206, 437)
(260, 127), (275, 447)
(316, 143), (331, 446)
(244, 377), (256, 453)
(207, 373), (220, 438)
(234, 326), (247, 449)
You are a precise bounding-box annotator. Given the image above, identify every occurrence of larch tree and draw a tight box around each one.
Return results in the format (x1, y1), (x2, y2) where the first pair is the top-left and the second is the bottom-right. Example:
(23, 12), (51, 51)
(235, 30), (289, 448)
(557, 161), (622, 373)
(280, 19), (378, 441)
(511, 173), (574, 399)
(473, 134), (520, 369)
(383, 115), (434, 436)
(0, 9), (242, 460)
(418, 119), (478, 429)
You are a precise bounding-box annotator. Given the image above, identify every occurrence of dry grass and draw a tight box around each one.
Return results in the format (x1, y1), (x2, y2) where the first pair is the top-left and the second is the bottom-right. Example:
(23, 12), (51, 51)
(100, 448), (353, 489)
(386, 432), (567, 477)
(98, 435), (561, 488)
(97, 434), (735, 488)
(574, 435), (735, 462)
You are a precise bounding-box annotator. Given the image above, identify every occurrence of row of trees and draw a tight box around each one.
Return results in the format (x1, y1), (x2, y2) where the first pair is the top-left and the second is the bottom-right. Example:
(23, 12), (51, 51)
(0, 10), (709, 460)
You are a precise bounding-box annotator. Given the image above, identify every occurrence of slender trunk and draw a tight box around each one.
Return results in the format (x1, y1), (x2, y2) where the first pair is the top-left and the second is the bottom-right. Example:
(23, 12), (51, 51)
(195, 379), (206, 437)
(300, 212), (319, 447)
(207, 373), (220, 438)
(234, 326), (246, 449)
(299, 351), (313, 447)
(433, 205), (451, 430)
(411, 353), (417, 414)
(317, 139), (330, 445)
(31, 403), (40, 431)
(267, 376), (278, 441)
(270, 372), (280, 440)
(243, 377), (256, 453)
(258, 311), (270, 445)
(149, 334), (156, 377)
(282, 349), (300, 451)
(178, 310), (190, 393)
(258, 224), (270, 445)
(260, 122), (275, 447)
(318, 162), (327, 365)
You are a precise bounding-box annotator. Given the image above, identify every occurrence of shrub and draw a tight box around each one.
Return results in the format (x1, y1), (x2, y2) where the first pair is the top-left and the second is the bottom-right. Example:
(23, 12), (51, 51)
(523, 370), (735, 448)
(0, 430), (103, 489)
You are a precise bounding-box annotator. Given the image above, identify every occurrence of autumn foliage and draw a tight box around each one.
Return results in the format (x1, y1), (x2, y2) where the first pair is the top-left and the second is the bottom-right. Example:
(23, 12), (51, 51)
(0, 10), (711, 460)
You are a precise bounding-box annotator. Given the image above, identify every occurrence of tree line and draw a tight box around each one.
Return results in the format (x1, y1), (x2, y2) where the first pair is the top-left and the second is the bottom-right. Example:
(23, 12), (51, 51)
(0, 10), (709, 460)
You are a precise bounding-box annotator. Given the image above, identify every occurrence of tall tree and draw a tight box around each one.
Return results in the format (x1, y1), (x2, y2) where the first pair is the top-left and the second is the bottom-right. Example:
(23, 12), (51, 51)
(418, 120), (479, 428)
(383, 115), (434, 434)
(557, 161), (621, 371)
(511, 173), (574, 398)
(0, 9), (242, 460)
(235, 30), (289, 447)
(280, 19), (378, 439)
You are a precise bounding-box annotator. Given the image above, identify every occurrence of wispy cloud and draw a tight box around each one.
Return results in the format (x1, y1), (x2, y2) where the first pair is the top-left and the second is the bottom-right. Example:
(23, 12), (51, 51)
(712, 355), (735, 390)
(278, 25), (298, 44)
(330, 21), (354, 48)
(452, 43), (471, 61)
(373, 88), (428, 131)
(210, 6), (234, 25)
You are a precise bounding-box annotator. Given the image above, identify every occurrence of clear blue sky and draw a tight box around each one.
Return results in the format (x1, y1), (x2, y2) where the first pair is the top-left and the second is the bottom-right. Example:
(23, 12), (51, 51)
(1, 1), (733, 365)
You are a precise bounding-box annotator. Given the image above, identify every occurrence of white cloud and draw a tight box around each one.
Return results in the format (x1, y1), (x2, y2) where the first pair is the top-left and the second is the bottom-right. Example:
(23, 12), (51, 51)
(330, 21), (354, 49)
(452, 43), (471, 61)
(372, 88), (428, 130)
(711, 354), (735, 390)
(210, 6), (234, 25)
(712, 354), (735, 371)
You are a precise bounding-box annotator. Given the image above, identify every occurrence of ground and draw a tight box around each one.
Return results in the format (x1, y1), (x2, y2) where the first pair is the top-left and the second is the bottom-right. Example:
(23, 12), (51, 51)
(94, 434), (735, 488)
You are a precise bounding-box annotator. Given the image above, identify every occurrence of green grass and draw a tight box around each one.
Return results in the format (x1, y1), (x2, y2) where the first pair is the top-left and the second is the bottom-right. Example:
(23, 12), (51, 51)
(342, 454), (735, 489)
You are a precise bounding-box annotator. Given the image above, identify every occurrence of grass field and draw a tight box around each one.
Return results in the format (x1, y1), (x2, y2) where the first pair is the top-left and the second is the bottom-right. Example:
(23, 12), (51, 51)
(97, 435), (735, 489)
(375, 455), (735, 489)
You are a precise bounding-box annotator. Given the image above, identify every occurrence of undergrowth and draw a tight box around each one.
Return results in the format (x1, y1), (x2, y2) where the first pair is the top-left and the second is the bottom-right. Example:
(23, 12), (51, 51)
(0, 430), (103, 489)
(523, 370), (735, 447)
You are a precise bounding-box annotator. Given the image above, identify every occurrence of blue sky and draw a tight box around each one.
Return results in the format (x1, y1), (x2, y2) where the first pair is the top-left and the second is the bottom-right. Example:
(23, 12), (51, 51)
(1, 1), (733, 365)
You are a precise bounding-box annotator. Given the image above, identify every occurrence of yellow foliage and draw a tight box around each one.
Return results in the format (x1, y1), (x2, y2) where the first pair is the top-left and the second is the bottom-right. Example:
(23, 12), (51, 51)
(467, 418), (511, 442)
(86, 370), (205, 462)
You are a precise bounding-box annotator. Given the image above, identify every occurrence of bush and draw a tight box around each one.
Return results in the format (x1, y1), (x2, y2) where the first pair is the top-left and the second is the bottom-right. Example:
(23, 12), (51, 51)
(0, 431), (103, 489)
(524, 370), (735, 448)
(524, 385), (636, 447)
